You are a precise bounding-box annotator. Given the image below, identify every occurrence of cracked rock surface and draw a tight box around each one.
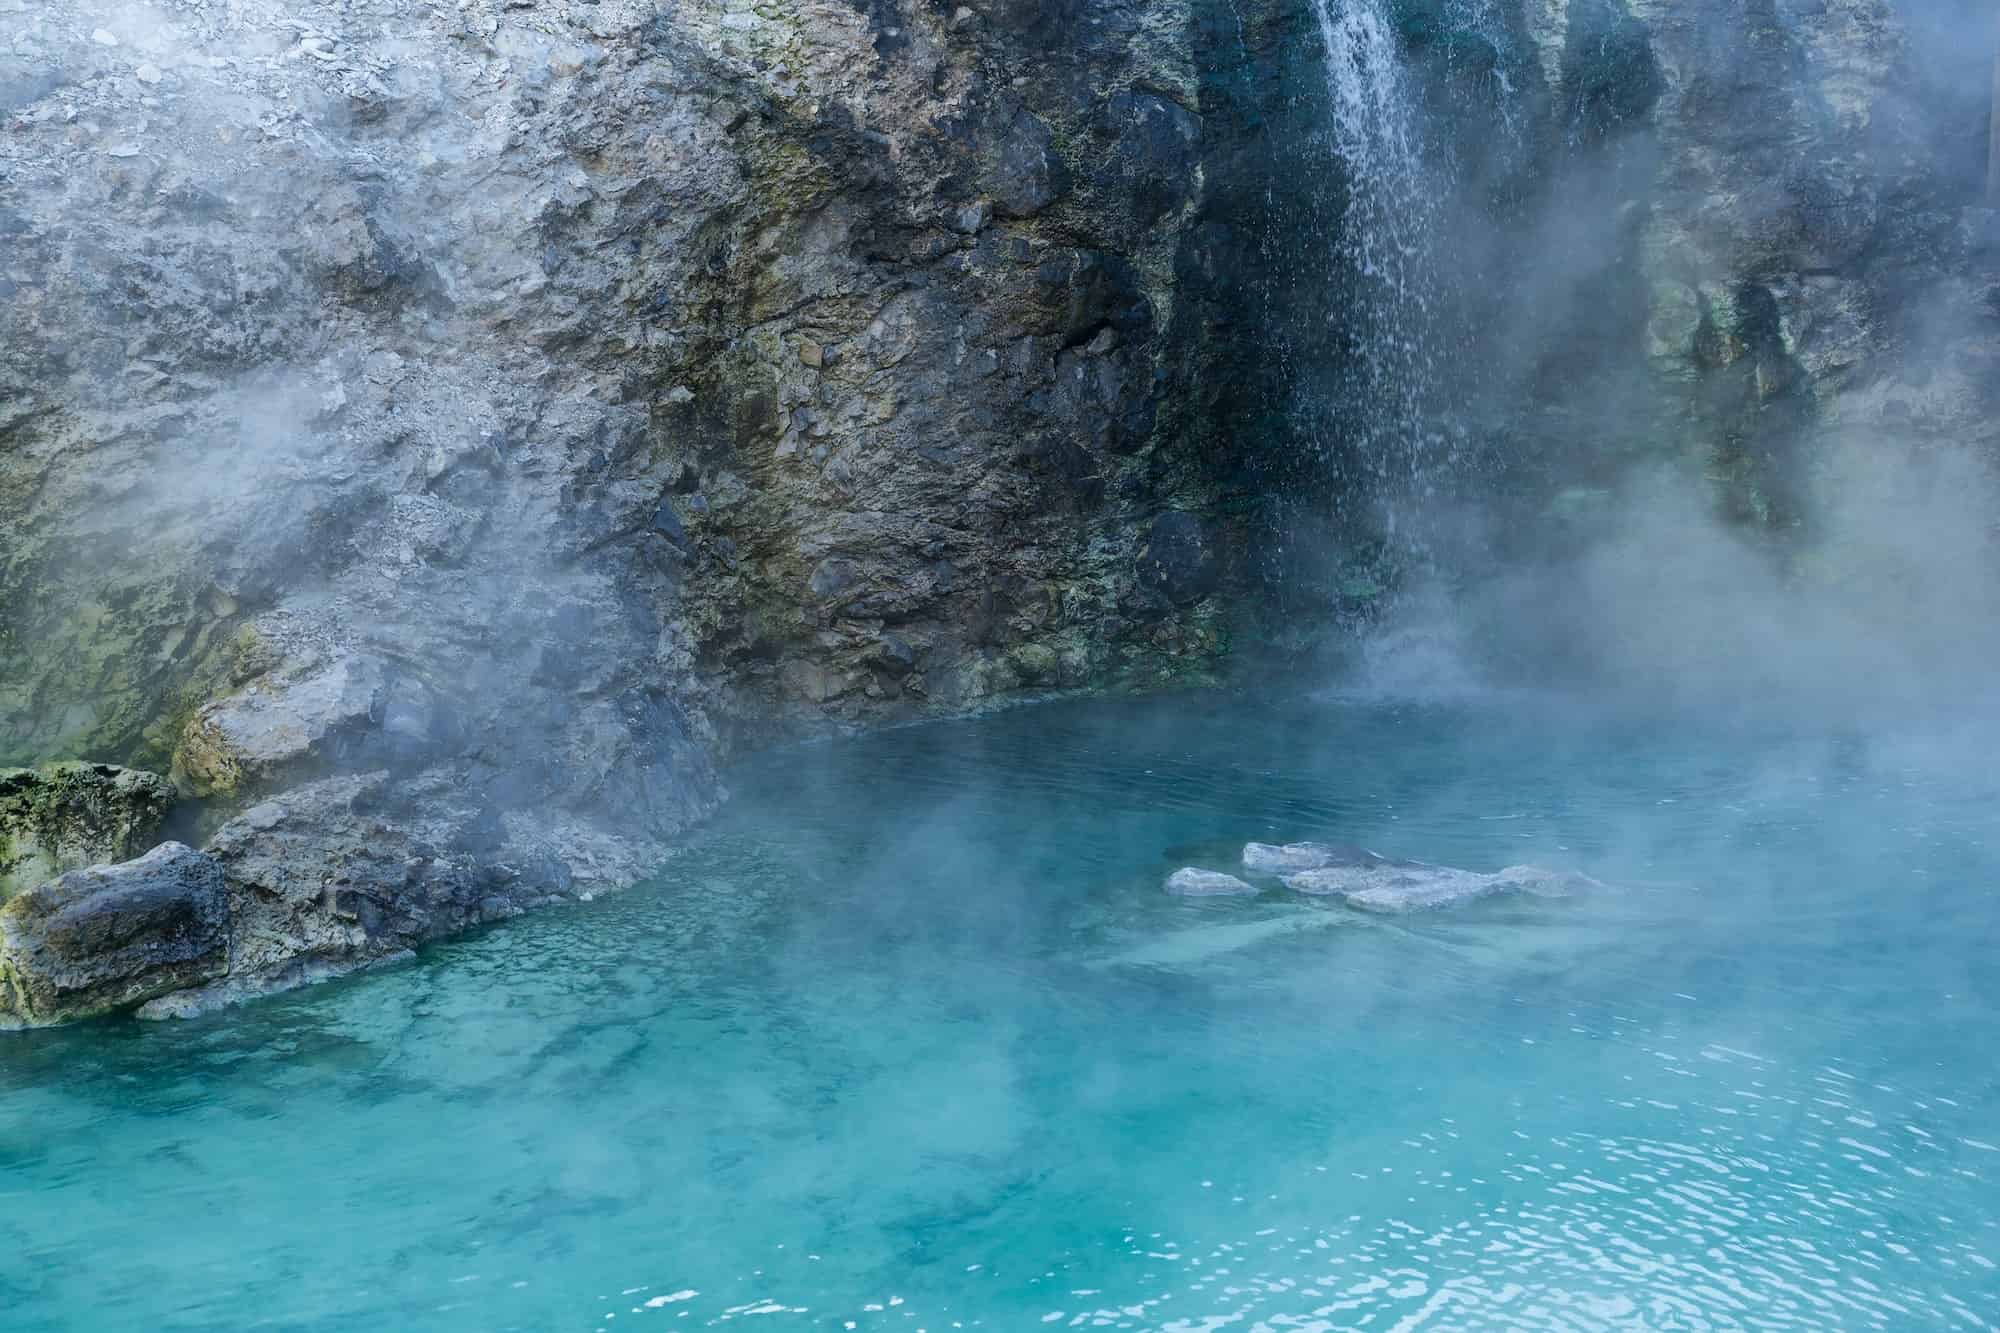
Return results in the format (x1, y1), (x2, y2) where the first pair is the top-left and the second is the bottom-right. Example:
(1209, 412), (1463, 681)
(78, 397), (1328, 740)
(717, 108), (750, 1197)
(0, 0), (1239, 1016)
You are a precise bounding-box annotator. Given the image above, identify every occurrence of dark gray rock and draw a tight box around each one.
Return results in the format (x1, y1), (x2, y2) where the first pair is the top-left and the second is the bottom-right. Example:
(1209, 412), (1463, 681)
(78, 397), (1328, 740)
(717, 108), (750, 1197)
(809, 559), (864, 601)
(0, 60), (64, 114)
(1136, 512), (1219, 606)
(0, 842), (227, 1025)
(127, 766), (674, 1017)
(651, 500), (688, 548)
(1099, 91), (1202, 229)
(1054, 252), (1154, 346)
(986, 109), (1069, 218)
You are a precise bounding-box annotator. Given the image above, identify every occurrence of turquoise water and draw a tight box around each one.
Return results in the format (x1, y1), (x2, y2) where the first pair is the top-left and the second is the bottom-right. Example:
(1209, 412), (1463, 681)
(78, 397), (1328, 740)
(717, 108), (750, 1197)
(8, 691), (2000, 1331)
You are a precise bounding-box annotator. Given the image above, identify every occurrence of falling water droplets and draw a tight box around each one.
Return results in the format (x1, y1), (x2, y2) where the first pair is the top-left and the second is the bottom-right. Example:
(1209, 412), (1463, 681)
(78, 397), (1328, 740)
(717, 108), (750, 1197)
(1307, 0), (1448, 526)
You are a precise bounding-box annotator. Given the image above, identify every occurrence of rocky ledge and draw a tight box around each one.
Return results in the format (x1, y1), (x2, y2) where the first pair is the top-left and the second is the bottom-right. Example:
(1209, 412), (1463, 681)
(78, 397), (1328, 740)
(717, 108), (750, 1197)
(0, 841), (226, 1026)
(0, 762), (667, 1026)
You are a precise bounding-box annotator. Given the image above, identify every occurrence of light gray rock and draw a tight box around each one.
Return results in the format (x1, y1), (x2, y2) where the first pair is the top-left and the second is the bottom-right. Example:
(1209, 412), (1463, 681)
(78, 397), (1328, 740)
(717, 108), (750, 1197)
(1284, 862), (1597, 913)
(1241, 841), (1392, 874)
(1164, 867), (1258, 897)
(175, 653), (390, 799)
(0, 842), (227, 1025)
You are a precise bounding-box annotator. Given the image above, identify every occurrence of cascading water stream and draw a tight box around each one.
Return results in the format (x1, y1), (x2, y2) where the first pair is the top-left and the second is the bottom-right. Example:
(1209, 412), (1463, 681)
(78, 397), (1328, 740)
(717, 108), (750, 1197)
(1305, 0), (1522, 690)
(1445, 0), (1527, 142)
(1307, 0), (1447, 524)
(1304, 0), (1524, 533)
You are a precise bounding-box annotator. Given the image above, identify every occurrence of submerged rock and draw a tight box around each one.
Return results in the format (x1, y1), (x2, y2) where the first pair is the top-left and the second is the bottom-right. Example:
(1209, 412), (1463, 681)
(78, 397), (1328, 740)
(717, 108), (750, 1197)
(1242, 841), (1393, 874)
(0, 842), (227, 1025)
(0, 763), (174, 900)
(1101, 910), (1348, 968)
(1241, 839), (1595, 912)
(1284, 862), (1596, 913)
(1164, 867), (1258, 897)
(137, 950), (418, 1022)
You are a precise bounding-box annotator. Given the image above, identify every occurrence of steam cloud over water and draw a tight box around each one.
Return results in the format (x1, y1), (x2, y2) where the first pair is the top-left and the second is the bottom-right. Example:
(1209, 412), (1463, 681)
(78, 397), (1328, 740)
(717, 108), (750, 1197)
(1290, 0), (2000, 724)
(12, 3), (2000, 1328)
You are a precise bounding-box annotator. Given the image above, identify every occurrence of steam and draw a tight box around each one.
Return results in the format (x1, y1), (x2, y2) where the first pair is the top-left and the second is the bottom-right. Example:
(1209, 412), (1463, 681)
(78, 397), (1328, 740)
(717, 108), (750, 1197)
(1313, 0), (2000, 725)
(0, 0), (720, 839)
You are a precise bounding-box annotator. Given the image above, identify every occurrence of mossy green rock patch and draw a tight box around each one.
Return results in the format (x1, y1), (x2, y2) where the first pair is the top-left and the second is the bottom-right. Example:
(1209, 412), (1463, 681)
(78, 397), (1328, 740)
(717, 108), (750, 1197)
(0, 763), (174, 903)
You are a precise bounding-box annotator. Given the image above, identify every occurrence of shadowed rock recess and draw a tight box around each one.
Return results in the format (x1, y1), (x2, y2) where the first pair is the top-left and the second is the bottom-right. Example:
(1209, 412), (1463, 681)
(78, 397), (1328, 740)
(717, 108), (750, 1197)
(2, 0), (1993, 1021)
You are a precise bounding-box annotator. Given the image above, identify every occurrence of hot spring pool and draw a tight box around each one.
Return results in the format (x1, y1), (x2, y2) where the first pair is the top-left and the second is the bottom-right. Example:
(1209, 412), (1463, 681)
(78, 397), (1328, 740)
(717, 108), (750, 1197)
(7, 691), (2000, 1330)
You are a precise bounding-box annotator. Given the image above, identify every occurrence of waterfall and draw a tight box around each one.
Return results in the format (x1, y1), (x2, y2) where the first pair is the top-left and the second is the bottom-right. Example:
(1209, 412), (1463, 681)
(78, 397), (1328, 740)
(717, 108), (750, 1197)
(1306, 0), (1514, 689)
(1306, 0), (1447, 527)
(1305, 0), (1525, 537)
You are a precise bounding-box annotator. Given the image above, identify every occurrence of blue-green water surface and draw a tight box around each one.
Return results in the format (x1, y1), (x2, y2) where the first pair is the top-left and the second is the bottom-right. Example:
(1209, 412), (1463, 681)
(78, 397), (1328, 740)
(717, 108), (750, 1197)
(8, 692), (2000, 1330)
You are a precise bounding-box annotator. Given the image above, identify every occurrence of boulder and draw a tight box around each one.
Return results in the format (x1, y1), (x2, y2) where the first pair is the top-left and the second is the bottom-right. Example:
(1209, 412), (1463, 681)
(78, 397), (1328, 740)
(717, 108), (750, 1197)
(1164, 867), (1258, 897)
(195, 769), (616, 985)
(0, 763), (173, 900)
(0, 842), (228, 1025)
(1283, 862), (1596, 912)
(1241, 840), (1392, 874)
(174, 653), (389, 799)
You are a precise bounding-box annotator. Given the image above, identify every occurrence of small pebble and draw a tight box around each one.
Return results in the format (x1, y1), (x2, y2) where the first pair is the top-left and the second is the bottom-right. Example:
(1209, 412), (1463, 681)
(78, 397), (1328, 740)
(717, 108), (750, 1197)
(135, 63), (161, 84)
(90, 28), (117, 47)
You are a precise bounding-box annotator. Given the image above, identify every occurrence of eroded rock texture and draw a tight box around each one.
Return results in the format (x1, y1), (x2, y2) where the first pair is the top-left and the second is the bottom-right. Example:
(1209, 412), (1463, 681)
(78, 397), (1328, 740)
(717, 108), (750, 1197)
(1536, 0), (2000, 517)
(0, 763), (173, 900)
(0, 0), (1241, 1014)
(0, 841), (227, 1025)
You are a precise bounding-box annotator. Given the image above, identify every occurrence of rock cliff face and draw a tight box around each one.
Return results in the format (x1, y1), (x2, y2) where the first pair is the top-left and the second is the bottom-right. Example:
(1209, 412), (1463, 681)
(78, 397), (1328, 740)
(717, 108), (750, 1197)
(1459, 0), (2000, 689)
(0, 0), (1245, 1014)
(1196, 0), (2000, 675)
(1532, 0), (2000, 517)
